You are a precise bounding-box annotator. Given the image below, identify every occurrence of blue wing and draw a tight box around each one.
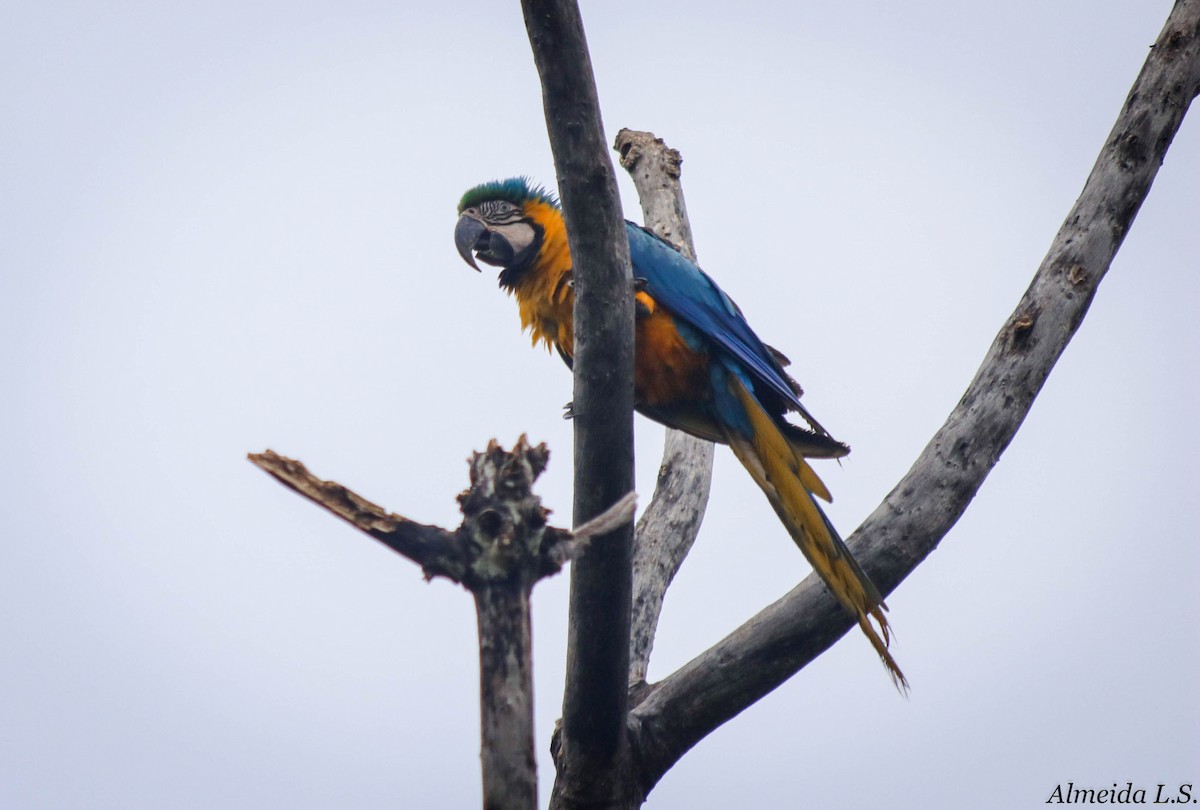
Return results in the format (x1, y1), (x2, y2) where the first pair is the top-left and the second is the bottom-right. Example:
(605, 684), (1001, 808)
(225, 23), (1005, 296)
(624, 222), (831, 437)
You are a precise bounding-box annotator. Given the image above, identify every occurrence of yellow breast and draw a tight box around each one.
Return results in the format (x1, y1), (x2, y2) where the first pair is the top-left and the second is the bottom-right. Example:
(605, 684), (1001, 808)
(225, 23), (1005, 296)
(512, 200), (575, 355)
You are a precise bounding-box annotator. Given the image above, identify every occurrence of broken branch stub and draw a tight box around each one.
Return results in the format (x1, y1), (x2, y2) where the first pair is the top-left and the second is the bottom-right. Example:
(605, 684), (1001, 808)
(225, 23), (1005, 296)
(252, 437), (636, 810)
(249, 437), (635, 591)
(456, 435), (585, 588)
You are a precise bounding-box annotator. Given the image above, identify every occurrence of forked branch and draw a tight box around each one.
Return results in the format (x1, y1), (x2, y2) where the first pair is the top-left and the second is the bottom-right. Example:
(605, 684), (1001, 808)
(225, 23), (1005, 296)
(628, 0), (1200, 794)
(250, 440), (635, 809)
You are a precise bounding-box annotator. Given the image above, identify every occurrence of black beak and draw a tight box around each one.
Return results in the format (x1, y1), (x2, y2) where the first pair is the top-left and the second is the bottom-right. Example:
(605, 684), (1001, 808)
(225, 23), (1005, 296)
(455, 214), (487, 272)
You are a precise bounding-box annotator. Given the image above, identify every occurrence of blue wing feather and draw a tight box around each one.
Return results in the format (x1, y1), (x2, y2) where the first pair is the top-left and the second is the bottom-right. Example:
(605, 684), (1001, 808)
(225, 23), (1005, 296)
(624, 222), (822, 430)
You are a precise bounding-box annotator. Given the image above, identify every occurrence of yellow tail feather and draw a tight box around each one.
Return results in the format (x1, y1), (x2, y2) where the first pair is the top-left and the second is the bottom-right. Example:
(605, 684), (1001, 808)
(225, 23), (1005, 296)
(725, 376), (908, 692)
(797, 455), (832, 503)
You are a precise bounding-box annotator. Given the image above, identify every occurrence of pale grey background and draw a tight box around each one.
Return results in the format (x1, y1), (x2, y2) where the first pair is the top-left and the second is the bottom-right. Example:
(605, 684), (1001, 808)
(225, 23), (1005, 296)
(2, 1), (1197, 808)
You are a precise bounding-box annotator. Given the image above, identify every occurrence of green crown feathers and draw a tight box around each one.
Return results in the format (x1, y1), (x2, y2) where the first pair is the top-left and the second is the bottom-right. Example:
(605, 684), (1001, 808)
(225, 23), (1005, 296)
(458, 177), (559, 213)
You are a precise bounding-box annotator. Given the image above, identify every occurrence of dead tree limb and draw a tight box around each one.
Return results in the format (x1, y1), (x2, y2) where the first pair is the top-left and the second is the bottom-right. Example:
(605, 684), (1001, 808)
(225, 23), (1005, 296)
(521, 2), (638, 808)
(614, 129), (715, 689)
(627, 1), (1200, 794)
(249, 441), (635, 810)
(249, 449), (466, 581)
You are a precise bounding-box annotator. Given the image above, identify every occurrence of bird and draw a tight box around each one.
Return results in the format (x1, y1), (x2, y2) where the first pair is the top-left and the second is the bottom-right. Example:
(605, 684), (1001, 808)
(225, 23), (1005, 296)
(454, 176), (906, 690)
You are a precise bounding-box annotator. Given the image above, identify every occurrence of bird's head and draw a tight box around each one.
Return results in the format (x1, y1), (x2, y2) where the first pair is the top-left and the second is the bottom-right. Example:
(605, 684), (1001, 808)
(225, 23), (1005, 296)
(455, 177), (561, 288)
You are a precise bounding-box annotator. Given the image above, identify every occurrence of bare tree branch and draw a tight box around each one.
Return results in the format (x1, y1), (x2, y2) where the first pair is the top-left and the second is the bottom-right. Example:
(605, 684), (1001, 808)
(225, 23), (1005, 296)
(474, 584), (537, 809)
(613, 129), (716, 688)
(250, 440), (636, 809)
(570, 492), (640, 550)
(248, 450), (466, 582)
(615, 130), (698, 260)
(628, 0), (1200, 793)
(520, 1), (638, 807)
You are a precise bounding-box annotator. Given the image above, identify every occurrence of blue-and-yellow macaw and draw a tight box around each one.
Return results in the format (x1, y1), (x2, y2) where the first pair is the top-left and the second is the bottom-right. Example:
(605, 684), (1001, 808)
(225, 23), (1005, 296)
(454, 177), (906, 689)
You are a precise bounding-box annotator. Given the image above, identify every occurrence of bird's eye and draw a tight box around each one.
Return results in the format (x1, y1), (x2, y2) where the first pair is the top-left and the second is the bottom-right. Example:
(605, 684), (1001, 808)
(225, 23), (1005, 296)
(479, 199), (517, 220)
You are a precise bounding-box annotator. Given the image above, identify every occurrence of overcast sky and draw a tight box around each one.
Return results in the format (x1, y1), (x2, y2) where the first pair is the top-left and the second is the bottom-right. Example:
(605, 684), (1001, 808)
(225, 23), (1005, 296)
(2, 1), (1197, 808)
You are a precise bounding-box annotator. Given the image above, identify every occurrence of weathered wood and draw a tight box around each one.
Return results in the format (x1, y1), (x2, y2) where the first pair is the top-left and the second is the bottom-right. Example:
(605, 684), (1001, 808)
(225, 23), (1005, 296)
(248, 450), (465, 582)
(476, 585), (537, 810)
(614, 129), (716, 687)
(627, 1), (1200, 793)
(250, 440), (635, 810)
(521, 2), (638, 807)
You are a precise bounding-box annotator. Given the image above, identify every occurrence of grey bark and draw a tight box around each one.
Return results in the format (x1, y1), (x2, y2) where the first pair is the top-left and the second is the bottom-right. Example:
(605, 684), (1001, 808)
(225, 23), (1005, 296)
(476, 585), (537, 810)
(614, 129), (716, 688)
(249, 441), (635, 810)
(520, 2), (638, 808)
(247, 450), (465, 581)
(627, 1), (1200, 795)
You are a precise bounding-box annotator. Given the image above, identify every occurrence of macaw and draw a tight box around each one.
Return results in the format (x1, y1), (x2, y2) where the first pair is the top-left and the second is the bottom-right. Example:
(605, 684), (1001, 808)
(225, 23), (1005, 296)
(454, 177), (906, 690)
